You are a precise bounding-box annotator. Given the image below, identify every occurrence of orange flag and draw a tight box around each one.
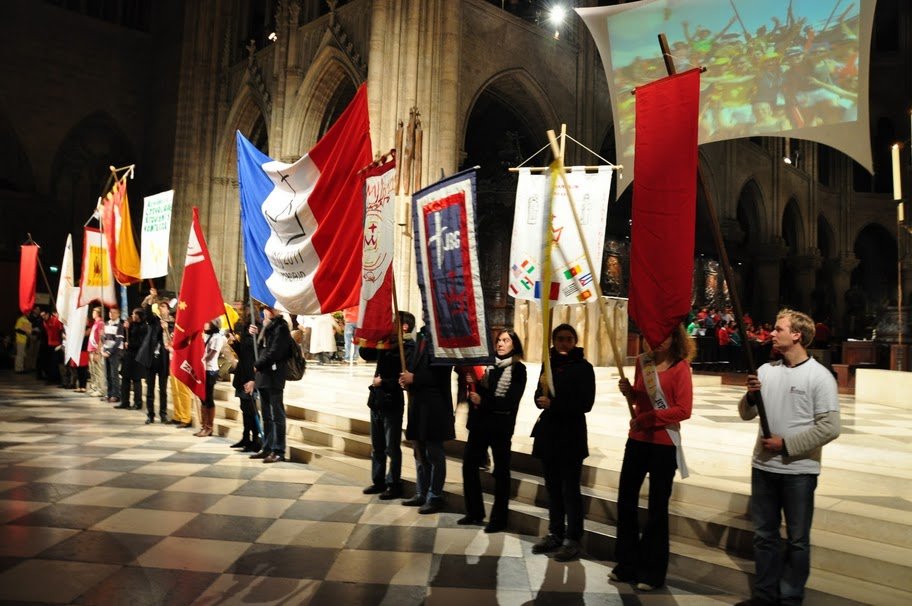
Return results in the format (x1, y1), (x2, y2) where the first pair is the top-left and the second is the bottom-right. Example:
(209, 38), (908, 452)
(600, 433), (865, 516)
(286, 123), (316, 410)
(102, 178), (141, 285)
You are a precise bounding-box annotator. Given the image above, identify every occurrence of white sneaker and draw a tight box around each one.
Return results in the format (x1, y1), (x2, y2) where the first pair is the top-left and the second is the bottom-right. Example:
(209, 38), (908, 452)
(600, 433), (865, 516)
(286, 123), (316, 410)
(636, 582), (657, 591)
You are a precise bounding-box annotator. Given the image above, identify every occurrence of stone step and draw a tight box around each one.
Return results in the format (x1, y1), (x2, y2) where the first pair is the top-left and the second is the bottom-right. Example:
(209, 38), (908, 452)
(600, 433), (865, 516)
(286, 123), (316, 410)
(212, 399), (912, 598)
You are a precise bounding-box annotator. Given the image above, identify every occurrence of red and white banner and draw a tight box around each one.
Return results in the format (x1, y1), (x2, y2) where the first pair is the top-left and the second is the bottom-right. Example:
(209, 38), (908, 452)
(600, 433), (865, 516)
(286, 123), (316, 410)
(355, 159), (397, 348)
(171, 207), (226, 400)
(77, 227), (118, 308)
(245, 83), (372, 314)
(19, 244), (39, 314)
(55, 234), (75, 325)
(629, 68), (700, 348)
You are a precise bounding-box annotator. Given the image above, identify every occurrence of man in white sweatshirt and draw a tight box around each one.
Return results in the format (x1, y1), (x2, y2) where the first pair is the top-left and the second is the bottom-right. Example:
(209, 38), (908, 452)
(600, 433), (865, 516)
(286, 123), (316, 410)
(737, 309), (840, 606)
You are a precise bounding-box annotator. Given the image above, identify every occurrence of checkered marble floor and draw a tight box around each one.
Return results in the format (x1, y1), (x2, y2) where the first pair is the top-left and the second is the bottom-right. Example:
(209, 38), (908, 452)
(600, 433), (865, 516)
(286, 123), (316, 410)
(0, 371), (745, 605)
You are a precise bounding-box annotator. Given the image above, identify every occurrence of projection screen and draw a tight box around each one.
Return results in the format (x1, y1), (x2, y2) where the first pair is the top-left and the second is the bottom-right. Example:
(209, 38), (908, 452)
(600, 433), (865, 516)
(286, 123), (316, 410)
(577, 0), (876, 196)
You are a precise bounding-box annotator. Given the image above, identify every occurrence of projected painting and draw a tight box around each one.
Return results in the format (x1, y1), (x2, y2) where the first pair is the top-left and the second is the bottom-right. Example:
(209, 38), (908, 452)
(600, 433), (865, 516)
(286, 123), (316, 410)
(578, 0), (875, 196)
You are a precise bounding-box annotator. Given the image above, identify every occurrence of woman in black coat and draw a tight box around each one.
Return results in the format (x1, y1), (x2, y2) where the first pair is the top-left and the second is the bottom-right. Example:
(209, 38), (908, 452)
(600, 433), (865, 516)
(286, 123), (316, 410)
(460, 329), (527, 533)
(250, 306), (293, 463)
(229, 319), (262, 452)
(531, 323), (596, 561)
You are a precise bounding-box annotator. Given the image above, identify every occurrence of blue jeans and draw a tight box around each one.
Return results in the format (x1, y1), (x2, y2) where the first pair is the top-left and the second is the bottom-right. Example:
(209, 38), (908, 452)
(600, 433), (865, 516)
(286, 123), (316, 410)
(259, 388), (286, 455)
(370, 408), (403, 489)
(751, 468), (818, 606)
(413, 440), (446, 501)
(344, 322), (358, 361)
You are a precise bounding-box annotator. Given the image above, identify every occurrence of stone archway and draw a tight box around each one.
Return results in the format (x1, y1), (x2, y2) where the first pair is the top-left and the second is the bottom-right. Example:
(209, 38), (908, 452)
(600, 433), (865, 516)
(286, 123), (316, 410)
(851, 223), (898, 316)
(813, 214), (837, 320)
(780, 198), (807, 310)
(461, 69), (558, 328)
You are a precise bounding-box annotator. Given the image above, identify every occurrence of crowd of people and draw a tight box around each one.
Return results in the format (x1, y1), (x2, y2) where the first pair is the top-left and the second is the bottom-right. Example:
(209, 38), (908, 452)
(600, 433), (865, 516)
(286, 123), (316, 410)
(6, 297), (841, 603)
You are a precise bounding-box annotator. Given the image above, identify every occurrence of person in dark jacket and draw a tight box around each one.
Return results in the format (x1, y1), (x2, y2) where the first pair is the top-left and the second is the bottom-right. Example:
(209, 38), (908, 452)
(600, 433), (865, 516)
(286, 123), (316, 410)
(249, 305), (293, 464)
(360, 311), (416, 500)
(399, 326), (455, 514)
(140, 298), (172, 424)
(116, 308), (147, 410)
(460, 329), (527, 533)
(531, 323), (596, 561)
(228, 317), (262, 452)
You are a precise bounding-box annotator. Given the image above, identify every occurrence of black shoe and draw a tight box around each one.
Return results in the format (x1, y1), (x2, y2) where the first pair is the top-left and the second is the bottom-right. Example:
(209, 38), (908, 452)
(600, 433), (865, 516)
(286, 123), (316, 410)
(144, 417), (154, 424)
(553, 540), (581, 562)
(263, 452), (286, 464)
(160, 415), (168, 424)
(178, 422), (193, 428)
(249, 450), (270, 460)
(608, 566), (636, 583)
(378, 487), (403, 500)
(113, 404), (130, 410)
(531, 534), (563, 554)
(418, 499), (445, 515)
(131, 405), (142, 410)
(484, 521), (506, 533)
(230, 439), (249, 449)
(401, 496), (426, 507)
(168, 419), (183, 425)
(457, 515), (484, 526)
(362, 484), (385, 495)
(244, 441), (262, 453)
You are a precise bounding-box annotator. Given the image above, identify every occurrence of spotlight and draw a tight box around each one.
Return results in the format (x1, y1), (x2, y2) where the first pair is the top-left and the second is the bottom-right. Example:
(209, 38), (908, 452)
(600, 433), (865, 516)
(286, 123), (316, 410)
(267, 32), (277, 42)
(548, 5), (567, 26)
(783, 156), (792, 165)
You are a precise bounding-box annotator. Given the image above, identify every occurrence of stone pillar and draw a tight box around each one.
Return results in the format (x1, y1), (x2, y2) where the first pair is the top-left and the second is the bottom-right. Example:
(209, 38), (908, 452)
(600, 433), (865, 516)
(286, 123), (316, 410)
(749, 240), (788, 323)
(787, 250), (822, 314)
(830, 253), (858, 337)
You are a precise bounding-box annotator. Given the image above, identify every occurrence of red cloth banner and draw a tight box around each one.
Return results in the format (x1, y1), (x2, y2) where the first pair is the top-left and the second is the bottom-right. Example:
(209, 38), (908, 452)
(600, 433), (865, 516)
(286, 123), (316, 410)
(629, 68), (701, 349)
(19, 244), (39, 314)
(355, 159), (397, 349)
(171, 207), (225, 400)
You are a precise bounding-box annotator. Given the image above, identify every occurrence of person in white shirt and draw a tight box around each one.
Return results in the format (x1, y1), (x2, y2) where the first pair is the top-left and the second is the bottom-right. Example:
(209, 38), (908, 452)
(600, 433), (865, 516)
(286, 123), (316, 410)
(197, 321), (227, 437)
(737, 309), (840, 606)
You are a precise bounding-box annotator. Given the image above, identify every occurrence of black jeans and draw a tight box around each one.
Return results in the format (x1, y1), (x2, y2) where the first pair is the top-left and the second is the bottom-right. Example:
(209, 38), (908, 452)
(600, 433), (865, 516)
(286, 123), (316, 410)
(259, 388), (286, 455)
(203, 371), (217, 408)
(120, 353), (143, 407)
(541, 456), (585, 541)
(145, 364), (168, 418)
(462, 428), (513, 523)
(614, 438), (677, 587)
(369, 408), (403, 489)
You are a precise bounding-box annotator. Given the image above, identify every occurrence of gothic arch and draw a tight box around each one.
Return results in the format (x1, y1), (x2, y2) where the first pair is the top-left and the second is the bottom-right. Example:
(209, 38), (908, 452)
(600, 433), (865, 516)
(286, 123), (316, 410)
(781, 197), (805, 254)
(817, 213), (836, 260)
(851, 222), (897, 309)
(736, 179), (766, 245)
(462, 68), (560, 156)
(214, 85), (271, 182)
(0, 110), (34, 193)
(288, 44), (363, 155)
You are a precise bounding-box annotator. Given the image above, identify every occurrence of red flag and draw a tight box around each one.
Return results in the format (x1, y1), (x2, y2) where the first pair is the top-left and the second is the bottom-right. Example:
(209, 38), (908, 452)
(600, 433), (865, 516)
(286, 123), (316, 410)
(171, 208), (225, 400)
(629, 68), (700, 349)
(19, 244), (39, 314)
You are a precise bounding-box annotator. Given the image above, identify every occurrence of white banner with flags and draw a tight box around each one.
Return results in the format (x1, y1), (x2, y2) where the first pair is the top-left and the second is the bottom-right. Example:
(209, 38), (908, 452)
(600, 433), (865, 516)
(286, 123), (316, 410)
(140, 190), (174, 279)
(508, 167), (612, 304)
(77, 227), (118, 308)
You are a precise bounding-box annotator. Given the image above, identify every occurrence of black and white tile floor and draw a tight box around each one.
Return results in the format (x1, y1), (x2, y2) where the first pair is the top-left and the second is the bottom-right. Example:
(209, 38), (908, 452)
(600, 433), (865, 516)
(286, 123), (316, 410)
(0, 371), (739, 605)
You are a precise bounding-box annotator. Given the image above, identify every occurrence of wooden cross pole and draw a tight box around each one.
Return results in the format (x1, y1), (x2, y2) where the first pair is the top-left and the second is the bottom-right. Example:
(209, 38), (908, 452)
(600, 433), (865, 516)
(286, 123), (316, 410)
(656, 33), (771, 437)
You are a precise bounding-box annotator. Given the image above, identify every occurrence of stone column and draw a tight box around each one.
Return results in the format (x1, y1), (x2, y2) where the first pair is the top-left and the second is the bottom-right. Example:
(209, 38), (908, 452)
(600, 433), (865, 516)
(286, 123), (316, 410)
(787, 250), (822, 314)
(829, 253), (858, 336)
(749, 240), (788, 323)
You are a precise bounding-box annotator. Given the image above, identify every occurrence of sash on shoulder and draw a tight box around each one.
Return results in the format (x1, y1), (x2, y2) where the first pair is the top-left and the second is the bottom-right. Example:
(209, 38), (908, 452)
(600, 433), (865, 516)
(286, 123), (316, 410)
(639, 352), (689, 479)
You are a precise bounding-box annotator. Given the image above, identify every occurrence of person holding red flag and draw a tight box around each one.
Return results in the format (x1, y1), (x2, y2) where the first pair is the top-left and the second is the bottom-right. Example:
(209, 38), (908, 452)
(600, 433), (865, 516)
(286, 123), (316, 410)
(170, 208), (227, 433)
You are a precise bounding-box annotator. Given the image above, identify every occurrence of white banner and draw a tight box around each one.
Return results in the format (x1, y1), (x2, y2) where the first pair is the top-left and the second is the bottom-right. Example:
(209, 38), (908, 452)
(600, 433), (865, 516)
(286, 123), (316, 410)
(140, 190), (174, 279)
(55, 234), (75, 325)
(508, 167), (612, 304)
(64, 293), (88, 366)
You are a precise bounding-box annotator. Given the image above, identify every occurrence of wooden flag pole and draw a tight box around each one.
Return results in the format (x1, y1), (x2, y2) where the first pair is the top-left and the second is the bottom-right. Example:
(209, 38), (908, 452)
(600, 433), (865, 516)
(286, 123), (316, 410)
(545, 130), (635, 418)
(656, 33), (770, 437)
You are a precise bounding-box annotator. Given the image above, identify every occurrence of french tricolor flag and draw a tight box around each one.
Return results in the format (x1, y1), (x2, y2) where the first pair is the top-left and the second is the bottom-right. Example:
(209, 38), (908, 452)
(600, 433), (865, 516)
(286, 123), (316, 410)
(236, 84), (372, 314)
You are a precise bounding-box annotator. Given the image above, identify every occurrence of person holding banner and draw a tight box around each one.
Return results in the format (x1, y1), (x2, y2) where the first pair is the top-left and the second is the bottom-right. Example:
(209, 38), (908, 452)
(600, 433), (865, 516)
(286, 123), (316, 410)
(228, 315), (262, 452)
(139, 294), (172, 424)
(87, 307), (106, 397)
(116, 308), (146, 410)
(399, 326), (456, 514)
(461, 329), (527, 533)
(737, 309), (840, 606)
(197, 320), (226, 437)
(612, 324), (695, 591)
(531, 324), (596, 562)
(360, 311), (416, 500)
(250, 305), (293, 464)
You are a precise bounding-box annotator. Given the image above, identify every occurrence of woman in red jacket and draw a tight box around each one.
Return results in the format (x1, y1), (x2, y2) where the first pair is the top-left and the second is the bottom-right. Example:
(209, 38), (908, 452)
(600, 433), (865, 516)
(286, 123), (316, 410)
(612, 324), (694, 591)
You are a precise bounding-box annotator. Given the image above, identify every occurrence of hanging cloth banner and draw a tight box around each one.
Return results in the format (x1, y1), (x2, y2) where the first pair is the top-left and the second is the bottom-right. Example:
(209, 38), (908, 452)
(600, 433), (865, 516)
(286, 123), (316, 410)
(412, 168), (493, 365)
(64, 291), (88, 366)
(101, 178), (142, 285)
(629, 68), (700, 349)
(355, 159), (397, 349)
(55, 234), (75, 325)
(508, 167), (612, 304)
(19, 244), (39, 314)
(77, 227), (118, 308)
(140, 190), (174, 280)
